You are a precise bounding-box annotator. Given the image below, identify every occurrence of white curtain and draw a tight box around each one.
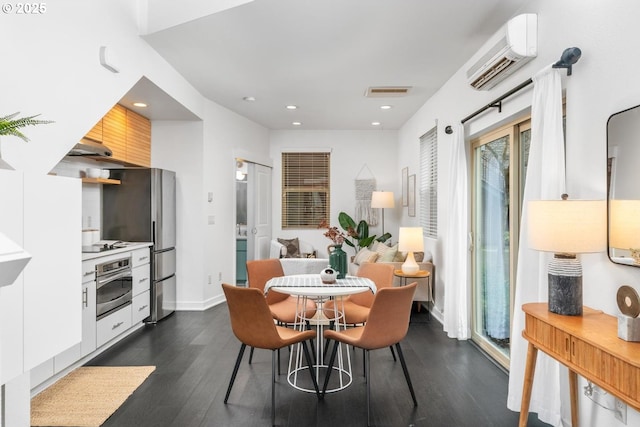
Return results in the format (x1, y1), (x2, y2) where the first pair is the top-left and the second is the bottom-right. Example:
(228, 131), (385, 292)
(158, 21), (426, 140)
(507, 66), (567, 426)
(443, 123), (470, 339)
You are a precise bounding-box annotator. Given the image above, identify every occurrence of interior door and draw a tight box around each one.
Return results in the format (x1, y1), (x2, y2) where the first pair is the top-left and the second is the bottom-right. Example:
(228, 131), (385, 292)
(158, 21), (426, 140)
(247, 163), (272, 260)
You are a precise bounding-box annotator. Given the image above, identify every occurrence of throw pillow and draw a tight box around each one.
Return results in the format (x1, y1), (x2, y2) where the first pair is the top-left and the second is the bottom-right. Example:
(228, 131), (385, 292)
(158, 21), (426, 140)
(277, 237), (300, 258)
(378, 243), (398, 262)
(393, 250), (424, 263)
(354, 247), (379, 265)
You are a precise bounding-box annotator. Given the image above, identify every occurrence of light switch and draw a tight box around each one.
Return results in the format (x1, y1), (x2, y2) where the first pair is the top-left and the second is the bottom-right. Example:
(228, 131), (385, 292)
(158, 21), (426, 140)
(208, 215), (215, 224)
(207, 192), (213, 203)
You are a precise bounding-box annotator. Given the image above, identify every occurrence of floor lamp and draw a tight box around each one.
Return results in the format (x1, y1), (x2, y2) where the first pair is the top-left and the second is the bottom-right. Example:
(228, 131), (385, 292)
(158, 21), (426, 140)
(371, 191), (394, 237)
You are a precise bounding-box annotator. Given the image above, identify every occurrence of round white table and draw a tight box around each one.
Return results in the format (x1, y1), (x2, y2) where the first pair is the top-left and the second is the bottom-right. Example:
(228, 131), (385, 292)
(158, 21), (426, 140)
(265, 274), (376, 393)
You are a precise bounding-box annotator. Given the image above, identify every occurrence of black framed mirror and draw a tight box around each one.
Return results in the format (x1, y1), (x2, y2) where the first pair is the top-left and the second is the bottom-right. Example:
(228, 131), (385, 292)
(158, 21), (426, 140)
(608, 104), (640, 266)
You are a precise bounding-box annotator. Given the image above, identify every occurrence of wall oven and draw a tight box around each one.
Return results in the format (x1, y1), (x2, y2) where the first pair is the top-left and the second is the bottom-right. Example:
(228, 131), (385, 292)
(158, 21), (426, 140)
(96, 256), (132, 320)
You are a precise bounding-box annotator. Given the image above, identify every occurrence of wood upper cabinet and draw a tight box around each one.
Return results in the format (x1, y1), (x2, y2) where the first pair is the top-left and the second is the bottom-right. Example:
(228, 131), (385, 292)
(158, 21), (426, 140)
(82, 104), (151, 167)
(102, 104), (127, 161)
(85, 120), (103, 142)
(126, 109), (151, 167)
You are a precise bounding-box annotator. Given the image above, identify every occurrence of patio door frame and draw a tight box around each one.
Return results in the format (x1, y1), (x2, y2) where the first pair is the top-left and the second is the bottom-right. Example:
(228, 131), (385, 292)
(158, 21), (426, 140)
(470, 117), (530, 369)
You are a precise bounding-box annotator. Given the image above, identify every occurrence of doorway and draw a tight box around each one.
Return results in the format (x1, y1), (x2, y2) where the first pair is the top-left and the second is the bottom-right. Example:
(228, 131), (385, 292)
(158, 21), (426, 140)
(235, 159), (272, 285)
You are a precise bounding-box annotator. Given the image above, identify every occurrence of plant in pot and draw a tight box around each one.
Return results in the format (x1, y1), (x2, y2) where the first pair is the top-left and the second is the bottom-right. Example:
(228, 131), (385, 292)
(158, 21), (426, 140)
(338, 211), (391, 254)
(0, 112), (53, 168)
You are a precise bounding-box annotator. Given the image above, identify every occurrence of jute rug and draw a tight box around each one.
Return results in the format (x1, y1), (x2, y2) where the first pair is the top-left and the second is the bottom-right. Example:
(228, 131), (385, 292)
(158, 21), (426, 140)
(31, 366), (155, 427)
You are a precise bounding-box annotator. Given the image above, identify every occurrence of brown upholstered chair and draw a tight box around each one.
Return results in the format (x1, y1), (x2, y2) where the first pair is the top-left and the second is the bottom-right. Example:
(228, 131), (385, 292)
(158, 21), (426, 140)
(222, 284), (320, 427)
(246, 258), (317, 324)
(323, 262), (395, 325)
(246, 259), (318, 366)
(320, 282), (418, 426)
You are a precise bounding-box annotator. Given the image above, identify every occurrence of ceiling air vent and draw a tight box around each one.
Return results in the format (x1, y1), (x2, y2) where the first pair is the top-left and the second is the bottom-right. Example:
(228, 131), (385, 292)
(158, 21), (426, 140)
(365, 86), (412, 98)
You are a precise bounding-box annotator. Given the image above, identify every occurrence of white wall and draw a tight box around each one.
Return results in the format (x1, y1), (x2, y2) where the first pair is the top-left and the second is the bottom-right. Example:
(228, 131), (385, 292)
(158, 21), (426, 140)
(151, 102), (270, 310)
(269, 130), (398, 259)
(398, 1), (640, 426)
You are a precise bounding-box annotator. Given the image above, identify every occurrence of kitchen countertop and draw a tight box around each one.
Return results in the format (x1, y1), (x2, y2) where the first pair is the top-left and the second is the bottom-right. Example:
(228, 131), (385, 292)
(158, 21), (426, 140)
(82, 241), (153, 261)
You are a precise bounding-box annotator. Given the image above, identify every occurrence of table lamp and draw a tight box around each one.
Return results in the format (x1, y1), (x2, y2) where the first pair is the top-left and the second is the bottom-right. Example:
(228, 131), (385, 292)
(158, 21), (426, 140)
(398, 227), (424, 275)
(609, 199), (640, 264)
(371, 191), (395, 237)
(528, 198), (606, 316)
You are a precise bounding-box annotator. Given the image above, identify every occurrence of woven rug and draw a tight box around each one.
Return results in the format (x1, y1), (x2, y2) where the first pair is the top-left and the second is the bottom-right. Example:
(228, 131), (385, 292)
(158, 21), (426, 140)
(31, 366), (155, 427)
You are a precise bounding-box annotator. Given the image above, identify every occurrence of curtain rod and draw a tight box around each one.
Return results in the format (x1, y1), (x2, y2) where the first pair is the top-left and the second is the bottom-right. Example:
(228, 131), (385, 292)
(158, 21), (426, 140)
(460, 78), (533, 125)
(444, 47), (582, 133)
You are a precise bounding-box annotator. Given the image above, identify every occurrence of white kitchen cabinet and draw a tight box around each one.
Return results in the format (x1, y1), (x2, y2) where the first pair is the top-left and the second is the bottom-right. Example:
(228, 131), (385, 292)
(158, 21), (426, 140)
(132, 264), (151, 297)
(23, 173), (82, 371)
(81, 280), (97, 357)
(96, 305), (132, 348)
(0, 170), (25, 385)
(132, 290), (151, 324)
(131, 247), (151, 268)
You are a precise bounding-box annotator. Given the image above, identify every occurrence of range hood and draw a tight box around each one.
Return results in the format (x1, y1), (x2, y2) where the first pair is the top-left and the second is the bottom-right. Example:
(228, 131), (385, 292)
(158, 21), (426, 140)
(67, 138), (113, 157)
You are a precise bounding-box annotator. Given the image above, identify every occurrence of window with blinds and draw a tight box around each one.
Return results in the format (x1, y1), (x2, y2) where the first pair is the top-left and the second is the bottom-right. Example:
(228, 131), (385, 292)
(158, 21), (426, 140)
(420, 128), (438, 238)
(282, 152), (330, 229)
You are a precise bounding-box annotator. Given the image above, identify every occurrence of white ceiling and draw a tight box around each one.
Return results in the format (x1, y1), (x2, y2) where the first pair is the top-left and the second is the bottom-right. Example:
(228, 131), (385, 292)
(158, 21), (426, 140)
(136, 0), (529, 129)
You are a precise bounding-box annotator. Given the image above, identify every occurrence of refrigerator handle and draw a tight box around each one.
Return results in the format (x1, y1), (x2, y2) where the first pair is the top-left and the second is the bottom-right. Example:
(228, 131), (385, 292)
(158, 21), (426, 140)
(152, 220), (156, 245)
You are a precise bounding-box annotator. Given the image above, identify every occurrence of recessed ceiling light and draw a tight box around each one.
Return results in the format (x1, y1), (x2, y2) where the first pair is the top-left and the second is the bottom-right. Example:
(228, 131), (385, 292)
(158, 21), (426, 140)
(286, 105), (298, 110)
(243, 96), (256, 102)
(292, 121), (302, 126)
(371, 121), (381, 126)
(380, 105), (392, 110)
(133, 102), (147, 108)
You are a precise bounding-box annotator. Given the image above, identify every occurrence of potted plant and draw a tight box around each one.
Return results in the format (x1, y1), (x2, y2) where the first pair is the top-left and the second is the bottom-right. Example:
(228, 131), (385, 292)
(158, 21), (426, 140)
(0, 112), (52, 142)
(0, 112), (52, 169)
(338, 211), (391, 253)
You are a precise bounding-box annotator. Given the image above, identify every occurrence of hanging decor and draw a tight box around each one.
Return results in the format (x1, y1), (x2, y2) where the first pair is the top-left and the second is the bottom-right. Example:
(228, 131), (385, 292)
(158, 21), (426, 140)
(354, 163), (377, 225)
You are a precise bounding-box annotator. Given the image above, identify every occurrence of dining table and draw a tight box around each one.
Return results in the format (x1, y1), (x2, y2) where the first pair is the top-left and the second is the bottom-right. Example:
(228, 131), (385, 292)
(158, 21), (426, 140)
(264, 274), (376, 393)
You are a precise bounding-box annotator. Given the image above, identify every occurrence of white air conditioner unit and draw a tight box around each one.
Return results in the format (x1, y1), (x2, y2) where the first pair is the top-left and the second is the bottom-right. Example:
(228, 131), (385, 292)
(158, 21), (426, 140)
(467, 13), (537, 90)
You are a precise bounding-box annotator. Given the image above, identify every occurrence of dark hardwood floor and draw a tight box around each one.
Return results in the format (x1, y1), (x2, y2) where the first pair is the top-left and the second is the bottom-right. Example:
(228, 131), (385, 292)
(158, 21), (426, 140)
(88, 304), (550, 427)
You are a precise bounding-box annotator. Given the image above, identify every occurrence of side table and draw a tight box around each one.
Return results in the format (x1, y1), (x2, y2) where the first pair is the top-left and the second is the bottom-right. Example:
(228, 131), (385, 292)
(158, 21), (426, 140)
(393, 269), (431, 317)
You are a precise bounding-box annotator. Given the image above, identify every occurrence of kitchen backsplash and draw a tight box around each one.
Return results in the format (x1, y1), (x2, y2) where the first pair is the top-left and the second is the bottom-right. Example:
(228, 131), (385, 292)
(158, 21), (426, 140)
(52, 158), (114, 236)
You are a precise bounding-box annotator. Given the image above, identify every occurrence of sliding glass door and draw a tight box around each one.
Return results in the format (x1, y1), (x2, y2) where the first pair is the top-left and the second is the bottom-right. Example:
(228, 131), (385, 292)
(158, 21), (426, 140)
(471, 119), (530, 368)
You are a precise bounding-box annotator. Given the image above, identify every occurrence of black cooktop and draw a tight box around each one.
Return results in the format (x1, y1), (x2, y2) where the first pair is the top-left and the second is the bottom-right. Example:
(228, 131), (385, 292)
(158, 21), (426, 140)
(82, 242), (128, 253)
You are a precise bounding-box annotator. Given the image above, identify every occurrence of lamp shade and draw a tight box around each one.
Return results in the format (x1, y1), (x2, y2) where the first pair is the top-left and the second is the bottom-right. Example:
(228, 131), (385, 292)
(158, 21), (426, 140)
(609, 199), (640, 249)
(398, 227), (424, 252)
(528, 200), (606, 254)
(371, 191), (395, 209)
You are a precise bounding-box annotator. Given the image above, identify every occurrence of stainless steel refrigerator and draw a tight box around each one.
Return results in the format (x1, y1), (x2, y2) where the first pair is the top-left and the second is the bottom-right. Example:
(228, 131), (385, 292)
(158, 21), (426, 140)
(102, 168), (177, 322)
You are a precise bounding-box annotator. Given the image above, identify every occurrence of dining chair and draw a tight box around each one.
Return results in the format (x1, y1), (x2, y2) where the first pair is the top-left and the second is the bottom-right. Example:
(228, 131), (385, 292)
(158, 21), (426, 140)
(246, 259), (318, 365)
(322, 262), (397, 361)
(222, 283), (320, 427)
(320, 282), (418, 426)
(324, 262), (395, 324)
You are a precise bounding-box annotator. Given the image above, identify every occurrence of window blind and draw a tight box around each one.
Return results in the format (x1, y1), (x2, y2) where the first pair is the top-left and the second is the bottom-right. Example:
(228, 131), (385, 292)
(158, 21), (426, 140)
(420, 128), (438, 238)
(282, 152), (330, 229)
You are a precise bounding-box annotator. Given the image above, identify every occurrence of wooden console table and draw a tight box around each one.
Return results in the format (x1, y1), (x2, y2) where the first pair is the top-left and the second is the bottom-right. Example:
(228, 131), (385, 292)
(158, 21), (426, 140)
(520, 302), (640, 427)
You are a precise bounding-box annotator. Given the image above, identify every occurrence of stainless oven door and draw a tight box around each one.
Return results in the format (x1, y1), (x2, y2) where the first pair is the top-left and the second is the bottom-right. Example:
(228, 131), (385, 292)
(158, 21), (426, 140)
(96, 268), (133, 319)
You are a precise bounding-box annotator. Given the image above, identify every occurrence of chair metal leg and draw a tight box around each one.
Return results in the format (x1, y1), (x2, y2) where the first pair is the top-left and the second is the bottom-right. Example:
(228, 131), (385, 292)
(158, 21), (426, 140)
(249, 346), (254, 364)
(389, 345), (397, 361)
(277, 348), (281, 375)
(362, 348), (366, 377)
(366, 349), (371, 427)
(271, 349), (276, 427)
(395, 343), (417, 406)
(301, 340), (320, 399)
(320, 339), (339, 398)
(224, 343), (247, 403)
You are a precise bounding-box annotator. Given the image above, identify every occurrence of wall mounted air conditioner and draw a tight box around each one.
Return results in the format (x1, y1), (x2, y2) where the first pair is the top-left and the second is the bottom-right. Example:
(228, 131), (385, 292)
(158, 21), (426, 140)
(466, 13), (537, 90)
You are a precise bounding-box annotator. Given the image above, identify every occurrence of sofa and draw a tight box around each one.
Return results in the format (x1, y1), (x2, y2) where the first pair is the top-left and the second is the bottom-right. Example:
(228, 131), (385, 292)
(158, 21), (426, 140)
(348, 241), (435, 308)
(270, 238), (329, 276)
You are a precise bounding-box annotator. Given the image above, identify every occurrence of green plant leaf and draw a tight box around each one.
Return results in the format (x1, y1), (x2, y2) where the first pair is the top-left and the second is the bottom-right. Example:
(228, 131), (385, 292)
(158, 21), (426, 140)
(338, 212), (356, 231)
(0, 112), (53, 142)
(356, 220), (369, 239)
(376, 232), (392, 243)
(359, 236), (375, 248)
